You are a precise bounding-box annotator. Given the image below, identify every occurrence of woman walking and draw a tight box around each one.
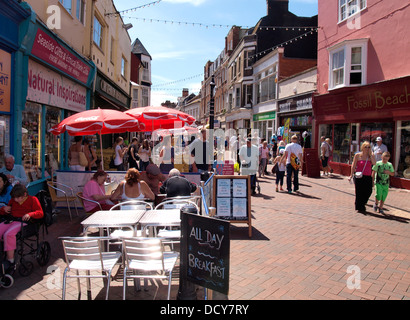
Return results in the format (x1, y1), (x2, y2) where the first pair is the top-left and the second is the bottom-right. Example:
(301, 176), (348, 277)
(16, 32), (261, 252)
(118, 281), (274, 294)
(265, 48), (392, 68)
(113, 137), (128, 171)
(348, 141), (376, 213)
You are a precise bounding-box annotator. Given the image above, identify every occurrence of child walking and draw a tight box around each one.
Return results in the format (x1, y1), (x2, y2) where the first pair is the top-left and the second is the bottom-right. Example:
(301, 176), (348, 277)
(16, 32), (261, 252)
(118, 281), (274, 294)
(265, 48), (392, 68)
(273, 149), (286, 192)
(372, 151), (395, 214)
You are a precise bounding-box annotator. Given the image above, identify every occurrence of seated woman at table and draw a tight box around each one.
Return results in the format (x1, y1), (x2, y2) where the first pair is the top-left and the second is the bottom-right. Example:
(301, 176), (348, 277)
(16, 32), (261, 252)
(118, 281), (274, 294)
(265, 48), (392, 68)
(111, 168), (155, 202)
(82, 170), (115, 213)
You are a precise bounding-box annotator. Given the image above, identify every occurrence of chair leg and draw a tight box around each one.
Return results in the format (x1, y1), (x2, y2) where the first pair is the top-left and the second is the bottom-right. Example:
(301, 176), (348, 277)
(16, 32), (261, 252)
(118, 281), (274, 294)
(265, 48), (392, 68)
(105, 271), (112, 300)
(86, 270), (92, 300)
(123, 267), (128, 300)
(65, 198), (73, 221)
(62, 268), (68, 300)
(76, 270), (82, 300)
(167, 272), (172, 300)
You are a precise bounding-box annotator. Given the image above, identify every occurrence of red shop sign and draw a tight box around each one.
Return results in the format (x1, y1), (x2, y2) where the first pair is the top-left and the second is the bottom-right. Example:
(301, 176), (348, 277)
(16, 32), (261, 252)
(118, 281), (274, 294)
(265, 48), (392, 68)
(313, 76), (410, 120)
(31, 29), (91, 85)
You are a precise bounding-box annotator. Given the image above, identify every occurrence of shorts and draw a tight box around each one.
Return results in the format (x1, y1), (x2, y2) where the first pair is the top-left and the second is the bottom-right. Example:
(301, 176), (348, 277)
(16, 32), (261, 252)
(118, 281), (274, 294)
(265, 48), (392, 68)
(375, 183), (389, 202)
(321, 156), (328, 168)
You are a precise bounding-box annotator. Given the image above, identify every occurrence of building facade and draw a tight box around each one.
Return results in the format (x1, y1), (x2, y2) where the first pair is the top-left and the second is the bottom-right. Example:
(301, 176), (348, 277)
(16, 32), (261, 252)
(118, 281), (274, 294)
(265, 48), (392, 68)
(130, 38), (152, 109)
(313, 0), (410, 188)
(201, 0), (317, 141)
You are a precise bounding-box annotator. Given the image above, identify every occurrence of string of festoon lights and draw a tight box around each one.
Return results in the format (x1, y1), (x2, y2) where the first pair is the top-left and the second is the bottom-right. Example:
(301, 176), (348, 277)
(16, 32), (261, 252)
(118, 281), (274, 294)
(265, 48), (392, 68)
(152, 73), (204, 88)
(250, 27), (319, 59)
(105, 0), (163, 16)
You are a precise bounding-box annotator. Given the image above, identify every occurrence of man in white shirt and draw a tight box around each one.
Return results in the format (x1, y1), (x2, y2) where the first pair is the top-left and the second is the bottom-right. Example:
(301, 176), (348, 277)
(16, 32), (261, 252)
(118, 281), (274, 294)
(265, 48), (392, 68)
(373, 137), (388, 162)
(0, 154), (28, 186)
(239, 137), (259, 195)
(284, 135), (303, 194)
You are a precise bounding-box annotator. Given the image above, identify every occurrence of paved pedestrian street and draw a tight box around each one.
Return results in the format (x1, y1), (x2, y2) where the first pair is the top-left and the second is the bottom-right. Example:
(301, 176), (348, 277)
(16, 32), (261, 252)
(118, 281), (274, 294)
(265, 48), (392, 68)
(0, 172), (409, 301)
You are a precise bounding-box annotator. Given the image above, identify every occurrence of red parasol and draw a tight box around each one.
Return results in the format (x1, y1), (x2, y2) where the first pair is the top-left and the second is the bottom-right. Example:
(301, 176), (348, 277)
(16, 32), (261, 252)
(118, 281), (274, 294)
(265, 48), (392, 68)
(49, 108), (139, 136)
(124, 106), (196, 132)
(49, 108), (140, 168)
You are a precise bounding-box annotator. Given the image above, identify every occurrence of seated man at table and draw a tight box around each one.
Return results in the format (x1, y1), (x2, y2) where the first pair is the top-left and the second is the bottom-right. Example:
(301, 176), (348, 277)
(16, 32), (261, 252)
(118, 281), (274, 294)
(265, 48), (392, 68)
(82, 170), (115, 213)
(160, 168), (197, 198)
(0, 154), (28, 186)
(139, 162), (166, 196)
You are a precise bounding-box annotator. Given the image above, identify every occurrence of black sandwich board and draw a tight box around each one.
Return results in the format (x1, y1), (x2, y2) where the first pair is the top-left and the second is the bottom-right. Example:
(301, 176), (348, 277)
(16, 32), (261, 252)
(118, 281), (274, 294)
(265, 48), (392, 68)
(180, 212), (230, 295)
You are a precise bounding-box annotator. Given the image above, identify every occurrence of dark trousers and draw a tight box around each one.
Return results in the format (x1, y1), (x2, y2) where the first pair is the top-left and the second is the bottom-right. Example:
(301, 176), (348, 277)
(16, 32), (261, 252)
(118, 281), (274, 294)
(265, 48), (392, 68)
(276, 171), (285, 186)
(250, 174), (256, 193)
(354, 175), (373, 211)
(286, 164), (299, 192)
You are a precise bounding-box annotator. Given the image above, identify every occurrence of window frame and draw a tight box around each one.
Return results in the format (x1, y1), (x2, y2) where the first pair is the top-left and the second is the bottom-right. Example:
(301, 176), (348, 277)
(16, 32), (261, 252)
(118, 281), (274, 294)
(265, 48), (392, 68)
(338, 0), (367, 23)
(93, 16), (103, 49)
(328, 39), (368, 90)
(59, 0), (72, 14)
(76, 0), (85, 24)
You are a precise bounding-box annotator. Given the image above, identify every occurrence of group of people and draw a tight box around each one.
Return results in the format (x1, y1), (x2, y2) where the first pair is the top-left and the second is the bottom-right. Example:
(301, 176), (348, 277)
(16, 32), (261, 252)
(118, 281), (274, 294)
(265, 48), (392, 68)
(349, 138), (394, 215)
(81, 166), (197, 214)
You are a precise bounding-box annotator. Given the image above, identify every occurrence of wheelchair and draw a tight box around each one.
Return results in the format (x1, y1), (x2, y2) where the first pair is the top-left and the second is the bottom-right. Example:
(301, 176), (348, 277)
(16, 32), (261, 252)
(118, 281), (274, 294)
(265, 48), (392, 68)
(0, 191), (52, 289)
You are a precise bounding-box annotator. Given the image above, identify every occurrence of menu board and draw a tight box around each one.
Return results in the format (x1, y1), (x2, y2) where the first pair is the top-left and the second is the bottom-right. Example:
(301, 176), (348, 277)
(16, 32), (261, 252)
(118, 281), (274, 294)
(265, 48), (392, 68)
(181, 212), (230, 295)
(212, 176), (252, 237)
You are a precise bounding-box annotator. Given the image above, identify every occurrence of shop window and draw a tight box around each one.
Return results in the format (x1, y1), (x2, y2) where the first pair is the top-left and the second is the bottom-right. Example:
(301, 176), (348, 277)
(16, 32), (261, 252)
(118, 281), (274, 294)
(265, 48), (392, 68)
(333, 124), (351, 164)
(360, 122), (394, 157)
(0, 116), (11, 167)
(398, 121), (410, 179)
(22, 103), (42, 183)
(45, 107), (61, 177)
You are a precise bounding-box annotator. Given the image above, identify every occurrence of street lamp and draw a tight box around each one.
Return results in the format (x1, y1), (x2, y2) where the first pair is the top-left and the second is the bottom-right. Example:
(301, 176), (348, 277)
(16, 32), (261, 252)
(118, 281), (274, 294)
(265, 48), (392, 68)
(209, 75), (215, 130)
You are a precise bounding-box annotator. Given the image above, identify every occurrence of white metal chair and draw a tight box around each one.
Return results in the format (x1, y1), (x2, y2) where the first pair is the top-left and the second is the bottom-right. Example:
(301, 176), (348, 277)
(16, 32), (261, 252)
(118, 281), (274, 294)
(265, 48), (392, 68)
(122, 237), (179, 300)
(108, 200), (153, 240)
(110, 200), (153, 211)
(60, 237), (121, 300)
(154, 199), (199, 248)
(76, 192), (102, 216)
(47, 181), (79, 220)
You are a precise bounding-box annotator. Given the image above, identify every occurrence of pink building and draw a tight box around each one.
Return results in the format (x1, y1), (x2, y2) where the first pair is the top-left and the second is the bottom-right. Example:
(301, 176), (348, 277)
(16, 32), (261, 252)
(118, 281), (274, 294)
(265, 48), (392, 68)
(313, 0), (410, 188)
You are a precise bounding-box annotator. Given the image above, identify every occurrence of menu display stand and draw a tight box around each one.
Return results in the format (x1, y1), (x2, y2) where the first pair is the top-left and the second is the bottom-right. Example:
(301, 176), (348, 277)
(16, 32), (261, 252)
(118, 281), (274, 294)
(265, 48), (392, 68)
(212, 175), (252, 238)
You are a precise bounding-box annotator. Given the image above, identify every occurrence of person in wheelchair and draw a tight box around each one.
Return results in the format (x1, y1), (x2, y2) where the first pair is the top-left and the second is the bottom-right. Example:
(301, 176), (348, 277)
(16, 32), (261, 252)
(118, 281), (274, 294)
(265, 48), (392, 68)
(0, 184), (43, 272)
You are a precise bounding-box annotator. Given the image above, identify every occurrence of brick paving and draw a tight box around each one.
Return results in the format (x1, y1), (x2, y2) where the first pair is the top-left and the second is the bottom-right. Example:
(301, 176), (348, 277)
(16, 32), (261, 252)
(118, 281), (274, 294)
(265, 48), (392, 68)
(0, 170), (409, 300)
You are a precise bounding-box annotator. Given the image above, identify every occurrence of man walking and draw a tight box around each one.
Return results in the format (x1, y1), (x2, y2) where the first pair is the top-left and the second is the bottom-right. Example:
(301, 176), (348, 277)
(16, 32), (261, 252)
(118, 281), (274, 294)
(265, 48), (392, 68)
(284, 135), (303, 194)
(373, 137), (388, 162)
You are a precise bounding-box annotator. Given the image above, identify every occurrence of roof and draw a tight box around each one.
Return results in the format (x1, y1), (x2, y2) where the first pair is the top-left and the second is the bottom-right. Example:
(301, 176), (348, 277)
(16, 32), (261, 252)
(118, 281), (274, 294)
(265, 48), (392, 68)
(131, 38), (152, 59)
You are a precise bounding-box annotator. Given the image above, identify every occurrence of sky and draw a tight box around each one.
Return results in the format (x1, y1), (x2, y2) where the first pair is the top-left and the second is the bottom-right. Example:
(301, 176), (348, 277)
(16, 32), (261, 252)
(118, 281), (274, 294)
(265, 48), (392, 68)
(113, 0), (318, 106)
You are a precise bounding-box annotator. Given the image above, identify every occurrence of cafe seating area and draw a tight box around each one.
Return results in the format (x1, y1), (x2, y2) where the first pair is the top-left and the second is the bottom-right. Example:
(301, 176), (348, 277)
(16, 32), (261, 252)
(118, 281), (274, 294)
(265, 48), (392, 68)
(59, 188), (209, 300)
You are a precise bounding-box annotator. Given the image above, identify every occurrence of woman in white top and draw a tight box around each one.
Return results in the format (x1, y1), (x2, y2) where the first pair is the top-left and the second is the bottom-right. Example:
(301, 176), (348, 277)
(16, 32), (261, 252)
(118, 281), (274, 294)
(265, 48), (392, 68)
(138, 139), (151, 172)
(111, 168), (155, 202)
(113, 137), (128, 171)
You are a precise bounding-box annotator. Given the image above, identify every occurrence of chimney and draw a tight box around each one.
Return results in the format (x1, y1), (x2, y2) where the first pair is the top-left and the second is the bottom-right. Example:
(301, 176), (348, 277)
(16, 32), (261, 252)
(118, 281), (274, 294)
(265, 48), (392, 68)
(267, 0), (289, 16)
(182, 88), (189, 97)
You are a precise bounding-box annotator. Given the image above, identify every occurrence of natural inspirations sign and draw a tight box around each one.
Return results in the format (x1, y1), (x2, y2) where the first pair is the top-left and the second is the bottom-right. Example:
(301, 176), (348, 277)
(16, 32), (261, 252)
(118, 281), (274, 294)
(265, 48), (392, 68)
(181, 212), (230, 295)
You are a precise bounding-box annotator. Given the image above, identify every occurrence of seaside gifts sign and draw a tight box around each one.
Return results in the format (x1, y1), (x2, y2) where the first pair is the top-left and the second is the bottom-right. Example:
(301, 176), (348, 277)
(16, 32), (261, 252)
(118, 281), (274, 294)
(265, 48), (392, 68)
(180, 212), (230, 295)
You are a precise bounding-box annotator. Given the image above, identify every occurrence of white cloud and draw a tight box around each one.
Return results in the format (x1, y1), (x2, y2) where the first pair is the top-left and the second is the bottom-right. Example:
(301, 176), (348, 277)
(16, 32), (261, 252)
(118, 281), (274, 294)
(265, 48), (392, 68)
(163, 0), (208, 6)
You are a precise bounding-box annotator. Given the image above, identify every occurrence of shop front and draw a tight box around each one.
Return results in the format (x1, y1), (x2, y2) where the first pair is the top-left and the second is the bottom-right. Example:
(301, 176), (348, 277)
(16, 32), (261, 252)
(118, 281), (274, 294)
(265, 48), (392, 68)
(277, 93), (313, 148)
(225, 108), (252, 136)
(313, 76), (410, 189)
(0, 0), (31, 167)
(21, 23), (95, 194)
(252, 111), (276, 144)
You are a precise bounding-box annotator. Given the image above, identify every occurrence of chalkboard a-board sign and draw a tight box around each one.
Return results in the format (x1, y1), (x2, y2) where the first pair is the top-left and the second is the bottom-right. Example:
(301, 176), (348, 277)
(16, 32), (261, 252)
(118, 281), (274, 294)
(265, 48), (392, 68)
(212, 175), (252, 237)
(181, 212), (230, 295)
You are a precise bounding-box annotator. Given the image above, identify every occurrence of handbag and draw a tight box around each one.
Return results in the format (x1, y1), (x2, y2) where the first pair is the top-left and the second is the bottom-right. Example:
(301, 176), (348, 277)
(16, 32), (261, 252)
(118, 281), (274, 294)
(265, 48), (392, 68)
(354, 159), (368, 179)
(79, 146), (88, 167)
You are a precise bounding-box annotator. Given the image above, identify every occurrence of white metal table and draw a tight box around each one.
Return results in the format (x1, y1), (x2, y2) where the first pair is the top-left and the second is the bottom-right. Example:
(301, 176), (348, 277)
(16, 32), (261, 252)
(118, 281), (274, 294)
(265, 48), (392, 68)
(81, 210), (147, 236)
(139, 209), (181, 236)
